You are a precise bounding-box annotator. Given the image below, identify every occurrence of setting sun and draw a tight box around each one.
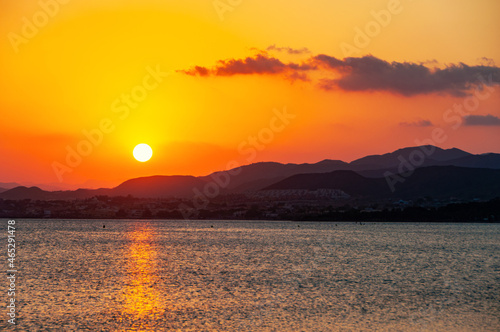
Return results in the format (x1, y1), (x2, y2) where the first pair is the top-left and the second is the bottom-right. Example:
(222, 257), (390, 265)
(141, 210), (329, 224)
(133, 144), (153, 162)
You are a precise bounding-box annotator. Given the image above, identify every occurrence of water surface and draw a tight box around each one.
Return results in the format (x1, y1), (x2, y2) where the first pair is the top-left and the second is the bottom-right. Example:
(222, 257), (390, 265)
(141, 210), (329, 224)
(3, 220), (499, 331)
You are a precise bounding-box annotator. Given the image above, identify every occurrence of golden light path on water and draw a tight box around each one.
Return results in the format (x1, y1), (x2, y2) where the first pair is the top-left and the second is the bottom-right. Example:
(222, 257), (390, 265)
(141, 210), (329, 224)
(123, 224), (163, 319)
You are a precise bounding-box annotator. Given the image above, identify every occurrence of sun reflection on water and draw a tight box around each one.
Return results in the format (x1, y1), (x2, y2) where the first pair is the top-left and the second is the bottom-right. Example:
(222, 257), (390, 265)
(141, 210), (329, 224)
(122, 224), (163, 319)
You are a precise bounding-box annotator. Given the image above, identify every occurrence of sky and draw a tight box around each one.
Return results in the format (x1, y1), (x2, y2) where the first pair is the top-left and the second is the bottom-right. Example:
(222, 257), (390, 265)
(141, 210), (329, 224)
(1, 0), (499, 189)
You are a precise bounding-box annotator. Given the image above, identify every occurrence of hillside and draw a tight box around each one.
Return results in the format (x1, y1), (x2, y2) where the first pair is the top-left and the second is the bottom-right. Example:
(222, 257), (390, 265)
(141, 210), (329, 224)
(264, 166), (500, 200)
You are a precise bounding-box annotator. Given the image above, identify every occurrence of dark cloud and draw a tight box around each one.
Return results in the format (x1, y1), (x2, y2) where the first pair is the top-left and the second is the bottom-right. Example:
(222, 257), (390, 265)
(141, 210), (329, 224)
(314, 55), (500, 96)
(314, 54), (345, 68)
(266, 44), (311, 55)
(285, 71), (311, 82)
(179, 66), (210, 76)
(179, 54), (314, 77)
(399, 120), (433, 127)
(215, 54), (287, 75)
(179, 53), (500, 97)
(463, 114), (500, 126)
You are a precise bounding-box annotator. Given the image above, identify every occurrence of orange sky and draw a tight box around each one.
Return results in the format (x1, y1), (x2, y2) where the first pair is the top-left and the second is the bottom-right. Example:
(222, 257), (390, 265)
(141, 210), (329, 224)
(1, 0), (499, 189)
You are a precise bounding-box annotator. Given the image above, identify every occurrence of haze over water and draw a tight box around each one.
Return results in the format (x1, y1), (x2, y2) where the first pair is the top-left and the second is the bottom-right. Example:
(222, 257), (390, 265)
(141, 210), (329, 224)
(4, 220), (499, 331)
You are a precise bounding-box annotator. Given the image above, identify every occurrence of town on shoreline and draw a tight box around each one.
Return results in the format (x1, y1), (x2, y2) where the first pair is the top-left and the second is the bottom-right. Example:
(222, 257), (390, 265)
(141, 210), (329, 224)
(1, 195), (498, 222)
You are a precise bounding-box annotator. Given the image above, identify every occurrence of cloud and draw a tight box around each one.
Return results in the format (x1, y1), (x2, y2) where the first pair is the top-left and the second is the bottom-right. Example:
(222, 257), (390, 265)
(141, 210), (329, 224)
(214, 54), (287, 75)
(314, 55), (500, 96)
(399, 120), (433, 127)
(463, 114), (500, 126)
(266, 44), (311, 55)
(285, 71), (311, 82)
(179, 53), (500, 96)
(179, 66), (210, 76)
(478, 57), (496, 67)
(179, 54), (315, 77)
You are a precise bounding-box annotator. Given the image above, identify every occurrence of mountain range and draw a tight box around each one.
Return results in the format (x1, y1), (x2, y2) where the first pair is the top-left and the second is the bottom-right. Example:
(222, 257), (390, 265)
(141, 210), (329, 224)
(1, 145), (499, 201)
(265, 166), (500, 200)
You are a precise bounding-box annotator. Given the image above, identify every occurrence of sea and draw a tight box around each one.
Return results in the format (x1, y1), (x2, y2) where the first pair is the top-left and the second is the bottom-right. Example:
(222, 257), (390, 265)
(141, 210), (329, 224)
(2, 219), (499, 331)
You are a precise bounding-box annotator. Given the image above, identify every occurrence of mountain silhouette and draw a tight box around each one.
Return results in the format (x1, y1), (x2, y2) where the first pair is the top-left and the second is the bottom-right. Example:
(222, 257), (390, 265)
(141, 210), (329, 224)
(263, 170), (388, 196)
(0, 176), (206, 200)
(349, 146), (471, 169)
(204, 145), (498, 190)
(264, 166), (500, 200)
(1, 145), (499, 200)
(202, 159), (350, 192)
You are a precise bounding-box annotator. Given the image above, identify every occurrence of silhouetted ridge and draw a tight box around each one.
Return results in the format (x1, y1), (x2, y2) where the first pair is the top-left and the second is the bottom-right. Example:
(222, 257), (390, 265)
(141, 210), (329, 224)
(1, 145), (499, 200)
(349, 145), (471, 169)
(264, 170), (389, 196)
(263, 166), (500, 200)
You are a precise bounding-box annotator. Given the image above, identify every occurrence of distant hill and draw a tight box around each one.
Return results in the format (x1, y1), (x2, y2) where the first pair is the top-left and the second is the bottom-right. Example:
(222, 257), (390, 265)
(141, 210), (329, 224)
(0, 176), (206, 200)
(354, 149), (500, 178)
(440, 153), (500, 169)
(264, 166), (500, 200)
(0, 186), (59, 200)
(264, 170), (388, 196)
(204, 145), (499, 191)
(393, 166), (500, 199)
(349, 146), (471, 169)
(202, 159), (350, 192)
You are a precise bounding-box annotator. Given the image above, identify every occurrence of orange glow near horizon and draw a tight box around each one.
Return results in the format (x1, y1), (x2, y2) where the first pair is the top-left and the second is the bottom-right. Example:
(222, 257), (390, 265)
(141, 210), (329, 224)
(0, 0), (499, 189)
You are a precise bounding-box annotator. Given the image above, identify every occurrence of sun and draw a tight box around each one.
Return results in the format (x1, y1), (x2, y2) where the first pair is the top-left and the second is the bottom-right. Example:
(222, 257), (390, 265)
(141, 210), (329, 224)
(133, 144), (153, 162)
